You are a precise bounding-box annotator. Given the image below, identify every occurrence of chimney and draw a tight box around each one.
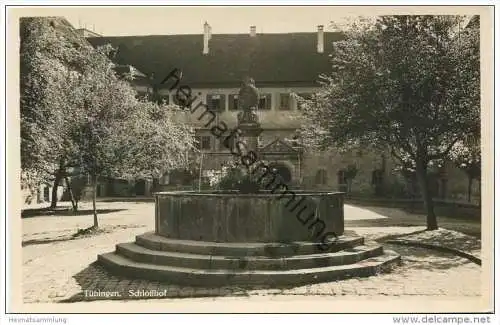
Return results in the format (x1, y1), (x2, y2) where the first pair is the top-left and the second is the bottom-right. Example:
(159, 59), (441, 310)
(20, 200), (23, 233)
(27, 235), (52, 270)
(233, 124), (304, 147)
(317, 25), (324, 53)
(203, 21), (211, 55)
(250, 25), (257, 37)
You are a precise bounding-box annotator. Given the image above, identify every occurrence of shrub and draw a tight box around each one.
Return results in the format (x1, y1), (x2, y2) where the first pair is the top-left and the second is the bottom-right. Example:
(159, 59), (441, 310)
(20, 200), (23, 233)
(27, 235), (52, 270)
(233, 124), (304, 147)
(211, 160), (283, 194)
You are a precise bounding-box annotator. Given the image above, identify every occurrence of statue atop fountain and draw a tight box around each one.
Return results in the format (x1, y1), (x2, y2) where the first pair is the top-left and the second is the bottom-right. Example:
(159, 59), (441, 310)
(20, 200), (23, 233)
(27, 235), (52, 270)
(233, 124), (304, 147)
(237, 77), (260, 125)
(236, 77), (262, 152)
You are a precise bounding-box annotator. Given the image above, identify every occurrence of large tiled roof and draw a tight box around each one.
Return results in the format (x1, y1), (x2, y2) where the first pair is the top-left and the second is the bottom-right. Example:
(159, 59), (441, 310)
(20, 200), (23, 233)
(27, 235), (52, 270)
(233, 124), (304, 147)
(87, 32), (344, 88)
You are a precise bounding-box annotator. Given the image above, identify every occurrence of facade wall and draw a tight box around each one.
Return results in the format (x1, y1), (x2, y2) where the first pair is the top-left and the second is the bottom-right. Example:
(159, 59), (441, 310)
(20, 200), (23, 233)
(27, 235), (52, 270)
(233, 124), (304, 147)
(137, 85), (315, 129)
(300, 149), (395, 192)
(132, 84), (478, 203)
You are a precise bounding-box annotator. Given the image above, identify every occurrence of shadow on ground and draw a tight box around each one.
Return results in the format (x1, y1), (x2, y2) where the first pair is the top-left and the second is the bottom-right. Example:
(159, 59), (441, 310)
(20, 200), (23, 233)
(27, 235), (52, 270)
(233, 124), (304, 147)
(386, 244), (475, 271)
(97, 197), (154, 203)
(61, 262), (250, 302)
(59, 243), (478, 303)
(22, 224), (146, 247)
(21, 208), (127, 218)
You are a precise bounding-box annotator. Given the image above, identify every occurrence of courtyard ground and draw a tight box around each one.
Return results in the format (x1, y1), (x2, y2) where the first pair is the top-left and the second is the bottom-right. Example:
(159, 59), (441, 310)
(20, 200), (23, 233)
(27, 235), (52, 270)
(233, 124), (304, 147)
(21, 200), (482, 304)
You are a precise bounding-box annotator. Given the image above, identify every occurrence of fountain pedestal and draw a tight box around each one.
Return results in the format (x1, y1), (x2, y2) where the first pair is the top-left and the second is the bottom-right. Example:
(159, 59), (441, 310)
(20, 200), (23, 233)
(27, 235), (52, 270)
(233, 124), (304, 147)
(98, 191), (401, 287)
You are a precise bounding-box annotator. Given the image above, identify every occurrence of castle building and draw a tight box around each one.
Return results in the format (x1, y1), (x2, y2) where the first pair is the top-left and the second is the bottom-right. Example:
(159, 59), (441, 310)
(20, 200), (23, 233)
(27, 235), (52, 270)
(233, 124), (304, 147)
(78, 21), (479, 202)
(84, 24), (346, 191)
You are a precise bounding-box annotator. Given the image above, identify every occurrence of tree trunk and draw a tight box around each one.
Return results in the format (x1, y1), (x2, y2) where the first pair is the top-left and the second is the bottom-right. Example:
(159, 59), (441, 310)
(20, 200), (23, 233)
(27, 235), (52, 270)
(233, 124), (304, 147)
(467, 176), (473, 202)
(92, 175), (98, 229)
(50, 169), (63, 209)
(64, 176), (78, 212)
(416, 159), (438, 230)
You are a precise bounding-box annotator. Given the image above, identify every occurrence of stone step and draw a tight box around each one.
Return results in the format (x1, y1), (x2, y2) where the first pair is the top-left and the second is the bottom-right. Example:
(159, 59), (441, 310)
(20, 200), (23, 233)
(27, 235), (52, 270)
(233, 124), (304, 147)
(115, 242), (384, 271)
(97, 250), (401, 287)
(135, 232), (364, 257)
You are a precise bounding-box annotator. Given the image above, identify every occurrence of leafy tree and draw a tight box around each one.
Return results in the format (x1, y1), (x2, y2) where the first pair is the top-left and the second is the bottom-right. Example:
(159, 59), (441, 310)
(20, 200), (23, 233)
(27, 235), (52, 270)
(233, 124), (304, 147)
(21, 17), (195, 228)
(116, 101), (195, 181)
(299, 15), (479, 230)
(70, 53), (194, 228)
(20, 17), (91, 209)
(450, 137), (481, 202)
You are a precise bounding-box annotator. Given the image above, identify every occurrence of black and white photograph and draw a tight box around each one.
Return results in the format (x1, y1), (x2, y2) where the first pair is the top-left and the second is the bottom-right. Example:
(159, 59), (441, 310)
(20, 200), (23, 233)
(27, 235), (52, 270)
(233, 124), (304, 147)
(1, 2), (496, 320)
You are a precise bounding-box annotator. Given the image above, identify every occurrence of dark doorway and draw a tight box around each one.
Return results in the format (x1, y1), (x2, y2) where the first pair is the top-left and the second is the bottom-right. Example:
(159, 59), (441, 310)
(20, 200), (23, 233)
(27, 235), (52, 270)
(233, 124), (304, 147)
(134, 180), (146, 196)
(270, 163), (292, 184)
(43, 186), (50, 201)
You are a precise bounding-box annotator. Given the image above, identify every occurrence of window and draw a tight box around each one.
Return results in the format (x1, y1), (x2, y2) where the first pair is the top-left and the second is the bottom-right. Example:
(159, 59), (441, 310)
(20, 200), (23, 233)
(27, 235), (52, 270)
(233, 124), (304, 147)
(279, 93), (291, 110)
(297, 93), (312, 110)
(201, 136), (212, 150)
(315, 169), (328, 185)
(337, 170), (347, 185)
(258, 94), (272, 110)
(207, 94), (226, 111)
(195, 135), (213, 150)
(219, 136), (236, 151)
(229, 94), (239, 111)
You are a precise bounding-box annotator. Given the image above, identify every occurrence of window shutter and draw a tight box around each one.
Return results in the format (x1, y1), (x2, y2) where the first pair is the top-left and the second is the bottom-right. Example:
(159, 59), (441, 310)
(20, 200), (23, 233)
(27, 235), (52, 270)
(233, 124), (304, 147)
(206, 94), (213, 111)
(266, 94), (272, 110)
(231, 94), (240, 110)
(220, 94), (226, 112)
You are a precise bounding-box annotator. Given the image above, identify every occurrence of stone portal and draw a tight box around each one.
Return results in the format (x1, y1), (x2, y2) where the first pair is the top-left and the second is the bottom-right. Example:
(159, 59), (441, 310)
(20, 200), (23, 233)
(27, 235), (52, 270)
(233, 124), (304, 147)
(270, 162), (293, 183)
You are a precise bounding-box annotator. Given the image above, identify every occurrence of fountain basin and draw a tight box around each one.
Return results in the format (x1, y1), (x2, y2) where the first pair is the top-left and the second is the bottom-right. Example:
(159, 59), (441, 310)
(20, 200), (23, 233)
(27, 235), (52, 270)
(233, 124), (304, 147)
(154, 191), (344, 243)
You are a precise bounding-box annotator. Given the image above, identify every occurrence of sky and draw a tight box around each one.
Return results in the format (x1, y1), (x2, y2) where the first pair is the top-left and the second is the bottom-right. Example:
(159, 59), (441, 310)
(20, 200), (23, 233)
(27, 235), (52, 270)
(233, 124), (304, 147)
(20, 6), (362, 36)
(10, 6), (406, 36)
(14, 6), (477, 37)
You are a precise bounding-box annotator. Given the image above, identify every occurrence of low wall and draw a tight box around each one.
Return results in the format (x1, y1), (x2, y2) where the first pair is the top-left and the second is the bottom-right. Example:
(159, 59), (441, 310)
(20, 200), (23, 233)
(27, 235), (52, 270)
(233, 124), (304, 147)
(155, 191), (344, 243)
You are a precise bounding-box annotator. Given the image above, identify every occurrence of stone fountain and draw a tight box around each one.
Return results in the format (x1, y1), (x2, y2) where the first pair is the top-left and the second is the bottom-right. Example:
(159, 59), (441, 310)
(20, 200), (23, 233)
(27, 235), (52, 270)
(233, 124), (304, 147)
(97, 77), (401, 287)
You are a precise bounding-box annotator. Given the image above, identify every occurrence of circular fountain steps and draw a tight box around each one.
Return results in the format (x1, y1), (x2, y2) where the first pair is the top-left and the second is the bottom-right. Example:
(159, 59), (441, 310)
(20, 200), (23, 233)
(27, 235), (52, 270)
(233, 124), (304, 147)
(98, 232), (401, 287)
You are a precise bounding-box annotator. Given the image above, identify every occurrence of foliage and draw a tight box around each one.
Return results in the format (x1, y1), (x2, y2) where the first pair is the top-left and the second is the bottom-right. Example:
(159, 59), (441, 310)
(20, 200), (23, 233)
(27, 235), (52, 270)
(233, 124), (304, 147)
(449, 137), (481, 201)
(20, 17), (85, 183)
(449, 138), (481, 180)
(114, 101), (195, 180)
(20, 17), (195, 225)
(299, 15), (480, 229)
(211, 159), (283, 193)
